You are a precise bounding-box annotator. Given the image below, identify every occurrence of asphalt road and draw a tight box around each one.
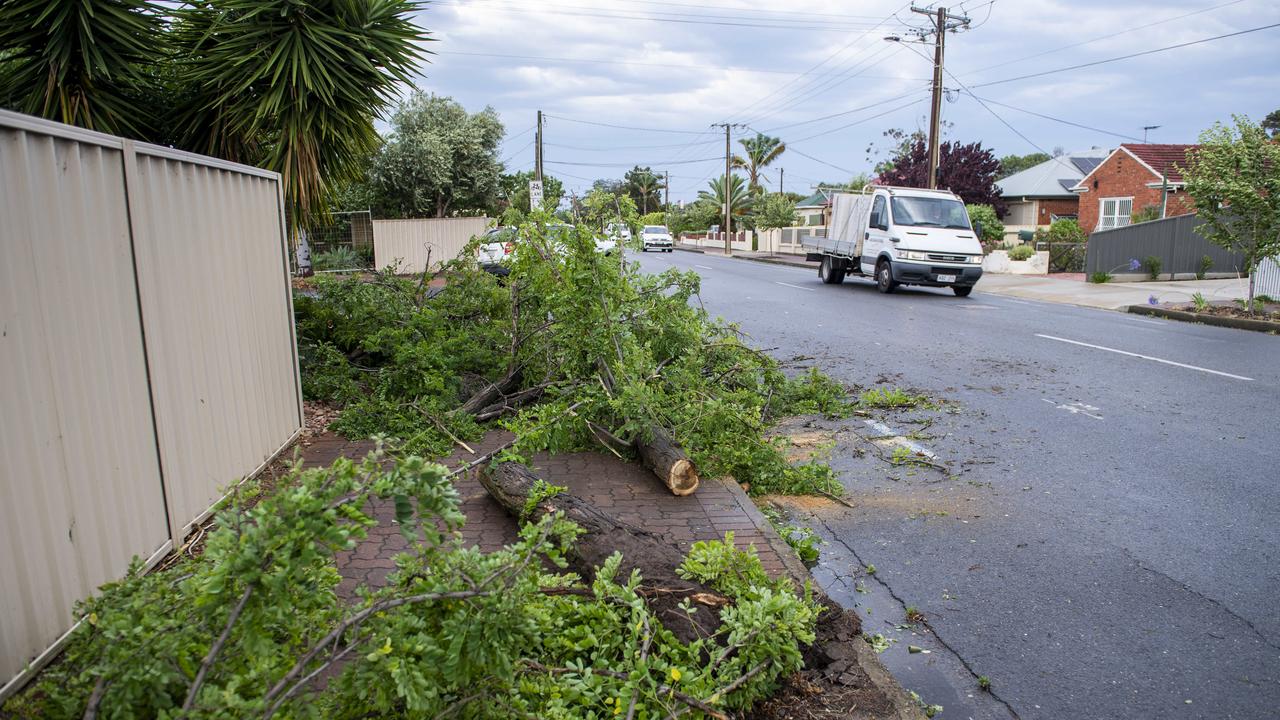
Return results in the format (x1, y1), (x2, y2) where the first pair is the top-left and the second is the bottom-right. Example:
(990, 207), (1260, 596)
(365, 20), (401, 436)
(634, 249), (1280, 720)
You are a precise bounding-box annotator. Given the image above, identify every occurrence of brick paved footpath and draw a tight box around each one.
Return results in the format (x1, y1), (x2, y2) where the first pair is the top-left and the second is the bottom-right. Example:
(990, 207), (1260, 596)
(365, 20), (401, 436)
(300, 430), (795, 599)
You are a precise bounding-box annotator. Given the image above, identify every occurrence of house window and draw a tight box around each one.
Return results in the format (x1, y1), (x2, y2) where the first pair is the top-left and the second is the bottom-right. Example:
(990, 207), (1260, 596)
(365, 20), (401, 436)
(1098, 197), (1133, 231)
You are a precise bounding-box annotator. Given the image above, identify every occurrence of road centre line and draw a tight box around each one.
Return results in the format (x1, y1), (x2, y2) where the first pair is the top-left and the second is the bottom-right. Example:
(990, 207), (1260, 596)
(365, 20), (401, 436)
(774, 281), (815, 292)
(695, 264), (714, 270)
(1034, 334), (1254, 381)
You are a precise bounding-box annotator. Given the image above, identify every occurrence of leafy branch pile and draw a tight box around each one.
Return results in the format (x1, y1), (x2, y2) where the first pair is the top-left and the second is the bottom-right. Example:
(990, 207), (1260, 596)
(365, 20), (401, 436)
(299, 189), (851, 495)
(6, 451), (819, 718)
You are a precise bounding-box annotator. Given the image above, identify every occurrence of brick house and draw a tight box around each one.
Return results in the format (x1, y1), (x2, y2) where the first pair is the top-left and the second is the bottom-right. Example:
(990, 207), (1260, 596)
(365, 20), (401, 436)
(1070, 143), (1196, 233)
(996, 149), (1107, 242)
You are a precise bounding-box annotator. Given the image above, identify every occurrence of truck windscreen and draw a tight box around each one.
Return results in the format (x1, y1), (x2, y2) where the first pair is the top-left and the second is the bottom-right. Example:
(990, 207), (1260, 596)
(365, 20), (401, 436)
(890, 197), (971, 230)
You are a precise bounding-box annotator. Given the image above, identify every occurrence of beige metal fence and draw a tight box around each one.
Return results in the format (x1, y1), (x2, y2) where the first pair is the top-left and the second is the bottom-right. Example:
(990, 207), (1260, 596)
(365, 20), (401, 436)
(0, 110), (303, 696)
(373, 216), (491, 273)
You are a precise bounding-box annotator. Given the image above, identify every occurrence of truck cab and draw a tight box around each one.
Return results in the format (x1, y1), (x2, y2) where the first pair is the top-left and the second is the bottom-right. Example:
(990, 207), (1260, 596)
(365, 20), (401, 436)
(803, 186), (984, 296)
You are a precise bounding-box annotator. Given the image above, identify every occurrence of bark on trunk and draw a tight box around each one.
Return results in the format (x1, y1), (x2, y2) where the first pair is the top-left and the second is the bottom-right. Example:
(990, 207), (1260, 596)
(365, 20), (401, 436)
(479, 462), (725, 644)
(636, 427), (700, 496)
(457, 368), (522, 416)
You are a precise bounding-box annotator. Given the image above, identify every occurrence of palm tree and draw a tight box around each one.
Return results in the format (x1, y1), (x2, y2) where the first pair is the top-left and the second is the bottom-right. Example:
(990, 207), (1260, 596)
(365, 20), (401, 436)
(699, 175), (751, 220)
(731, 133), (786, 194)
(625, 165), (664, 214)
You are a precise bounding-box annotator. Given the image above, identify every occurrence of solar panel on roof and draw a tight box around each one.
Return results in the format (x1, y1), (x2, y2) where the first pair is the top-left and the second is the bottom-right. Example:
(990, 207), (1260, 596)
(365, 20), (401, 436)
(1071, 157), (1102, 175)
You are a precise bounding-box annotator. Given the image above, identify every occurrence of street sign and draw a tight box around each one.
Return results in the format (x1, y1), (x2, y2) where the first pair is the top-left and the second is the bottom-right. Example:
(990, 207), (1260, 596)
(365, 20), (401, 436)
(529, 180), (543, 211)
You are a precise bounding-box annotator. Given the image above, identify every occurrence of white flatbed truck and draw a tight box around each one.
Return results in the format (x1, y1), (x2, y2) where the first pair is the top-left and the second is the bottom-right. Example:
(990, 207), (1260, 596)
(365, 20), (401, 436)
(801, 185), (985, 296)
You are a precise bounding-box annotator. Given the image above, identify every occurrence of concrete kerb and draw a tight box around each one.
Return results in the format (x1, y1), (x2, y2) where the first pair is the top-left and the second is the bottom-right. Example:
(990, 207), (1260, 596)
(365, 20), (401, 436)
(1128, 304), (1280, 333)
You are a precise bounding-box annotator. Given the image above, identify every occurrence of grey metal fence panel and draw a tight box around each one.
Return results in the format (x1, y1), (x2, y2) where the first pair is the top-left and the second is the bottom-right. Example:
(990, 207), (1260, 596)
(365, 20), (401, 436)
(0, 110), (302, 698)
(1085, 214), (1246, 276)
(1255, 256), (1280, 297)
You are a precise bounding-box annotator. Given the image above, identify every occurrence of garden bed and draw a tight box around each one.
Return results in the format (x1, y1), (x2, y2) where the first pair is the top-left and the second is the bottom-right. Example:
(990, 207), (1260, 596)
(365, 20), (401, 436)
(1129, 299), (1280, 333)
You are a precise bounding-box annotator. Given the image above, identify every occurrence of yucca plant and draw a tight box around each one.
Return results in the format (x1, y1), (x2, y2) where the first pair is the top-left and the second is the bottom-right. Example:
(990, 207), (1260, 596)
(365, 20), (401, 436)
(0, 0), (166, 136)
(172, 0), (429, 227)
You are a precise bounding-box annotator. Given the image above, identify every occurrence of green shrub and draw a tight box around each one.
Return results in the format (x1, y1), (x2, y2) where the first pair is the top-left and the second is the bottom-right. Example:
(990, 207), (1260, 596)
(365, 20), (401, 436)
(965, 204), (1004, 251)
(1007, 244), (1035, 261)
(1089, 271), (1112, 284)
(313, 247), (362, 271)
(1197, 255), (1214, 280)
(1142, 255), (1163, 280)
(1191, 292), (1210, 312)
(1035, 218), (1086, 245)
(1130, 204), (1161, 224)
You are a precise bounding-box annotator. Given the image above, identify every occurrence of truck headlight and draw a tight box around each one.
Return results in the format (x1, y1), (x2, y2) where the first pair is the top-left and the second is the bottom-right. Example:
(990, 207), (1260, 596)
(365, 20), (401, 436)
(896, 249), (929, 261)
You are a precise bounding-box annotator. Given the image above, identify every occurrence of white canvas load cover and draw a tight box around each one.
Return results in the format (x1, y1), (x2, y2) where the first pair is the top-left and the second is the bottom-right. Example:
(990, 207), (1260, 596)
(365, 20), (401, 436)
(801, 192), (873, 258)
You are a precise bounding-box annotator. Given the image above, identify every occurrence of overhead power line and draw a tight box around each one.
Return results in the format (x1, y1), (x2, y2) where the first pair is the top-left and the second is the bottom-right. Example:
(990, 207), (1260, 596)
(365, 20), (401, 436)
(971, 21), (1280, 88)
(544, 114), (710, 135)
(961, 0), (1247, 76)
(723, 1), (914, 123)
(761, 88), (930, 133)
(959, 93), (1144, 142)
(788, 96), (929, 143)
(436, 0), (889, 31)
(545, 139), (720, 152)
(545, 157), (722, 167)
(435, 50), (931, 80)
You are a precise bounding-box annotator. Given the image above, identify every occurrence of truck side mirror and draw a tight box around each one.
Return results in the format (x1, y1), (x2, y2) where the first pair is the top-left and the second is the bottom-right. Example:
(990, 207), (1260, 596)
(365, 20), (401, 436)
(974, 221), (983, 238)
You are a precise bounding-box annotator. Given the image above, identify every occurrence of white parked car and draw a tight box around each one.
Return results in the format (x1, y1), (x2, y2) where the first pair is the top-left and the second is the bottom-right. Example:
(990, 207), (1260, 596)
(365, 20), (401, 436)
(605, 223), (632, 245)
(594, 235), (618, 254)
(640, 225), (673, 252)
(478, 224), (576, 275)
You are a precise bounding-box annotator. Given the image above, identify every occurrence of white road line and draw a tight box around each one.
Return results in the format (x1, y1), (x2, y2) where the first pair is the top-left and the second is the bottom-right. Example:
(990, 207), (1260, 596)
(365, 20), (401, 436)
(1125, 316), (1164, 326)
(695, 264), (714, 270)
(1035, 334), (1254, 381)
(774, 281), (815, 292)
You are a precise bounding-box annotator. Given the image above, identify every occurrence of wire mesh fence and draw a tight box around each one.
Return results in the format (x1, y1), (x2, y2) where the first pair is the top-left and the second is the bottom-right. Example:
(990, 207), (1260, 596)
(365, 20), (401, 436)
(307, 210), (375, 272)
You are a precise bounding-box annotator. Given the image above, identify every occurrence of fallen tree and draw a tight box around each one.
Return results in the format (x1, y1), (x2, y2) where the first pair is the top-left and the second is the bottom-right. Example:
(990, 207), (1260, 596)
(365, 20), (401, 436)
(481, 460), (720, 642)
(479, 461), (909, 720)
(6, 451), (826, 719)
(296, 190), (852, 498)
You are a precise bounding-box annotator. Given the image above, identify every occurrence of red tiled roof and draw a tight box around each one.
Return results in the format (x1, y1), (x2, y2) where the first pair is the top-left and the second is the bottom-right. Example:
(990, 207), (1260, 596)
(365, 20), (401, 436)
(1119, 144), (1197, 183)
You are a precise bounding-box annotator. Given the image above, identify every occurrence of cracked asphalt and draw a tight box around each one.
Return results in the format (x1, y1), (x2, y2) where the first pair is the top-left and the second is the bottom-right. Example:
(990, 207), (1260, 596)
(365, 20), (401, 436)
(635, 249), (1280, 720)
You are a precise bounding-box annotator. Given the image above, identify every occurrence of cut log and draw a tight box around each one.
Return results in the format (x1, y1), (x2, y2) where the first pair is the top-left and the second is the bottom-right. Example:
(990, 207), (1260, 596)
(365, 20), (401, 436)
(479, 461), (724, 645)
(635, 427), (700, 496)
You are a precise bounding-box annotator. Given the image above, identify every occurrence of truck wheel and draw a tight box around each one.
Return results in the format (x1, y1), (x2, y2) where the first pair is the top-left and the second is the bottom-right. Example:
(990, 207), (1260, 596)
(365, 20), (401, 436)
(953, 286), (973, 297)
(819, 256), (845, 284)
(876, 259), (897, 294)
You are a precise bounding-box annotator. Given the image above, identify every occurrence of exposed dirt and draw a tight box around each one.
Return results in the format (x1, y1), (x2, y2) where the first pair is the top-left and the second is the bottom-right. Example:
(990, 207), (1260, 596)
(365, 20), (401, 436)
(749, 602), (899, 720)
(1168, 299), (1279, 321)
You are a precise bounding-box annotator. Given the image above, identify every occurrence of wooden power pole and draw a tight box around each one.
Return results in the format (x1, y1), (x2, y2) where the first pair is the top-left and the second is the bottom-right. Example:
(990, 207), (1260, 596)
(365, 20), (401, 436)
(910, 5), (969, 189)
(711, 123), (744, 255)
(535, 110), (543, 182)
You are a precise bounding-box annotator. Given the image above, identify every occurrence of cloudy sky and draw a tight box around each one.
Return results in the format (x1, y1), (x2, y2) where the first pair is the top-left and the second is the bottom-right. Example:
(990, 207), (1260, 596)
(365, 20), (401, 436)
(402, 0), (1279, 203)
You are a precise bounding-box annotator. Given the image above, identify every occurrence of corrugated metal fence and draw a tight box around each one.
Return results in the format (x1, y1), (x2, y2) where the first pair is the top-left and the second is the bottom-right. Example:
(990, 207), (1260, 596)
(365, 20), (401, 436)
(0, 110), (303, 696)
(373, 217), (491, 273)
(1085, 214), (1246, 277)
(1256, 256), (1280, 297)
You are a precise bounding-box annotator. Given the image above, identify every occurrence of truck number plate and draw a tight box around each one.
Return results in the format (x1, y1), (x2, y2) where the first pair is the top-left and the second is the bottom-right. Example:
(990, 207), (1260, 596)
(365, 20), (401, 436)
(937, 273), (957, 283)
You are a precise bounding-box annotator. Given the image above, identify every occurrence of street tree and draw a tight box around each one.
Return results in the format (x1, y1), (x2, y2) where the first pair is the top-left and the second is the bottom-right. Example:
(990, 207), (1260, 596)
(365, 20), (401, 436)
(699, 175), (752, 223)
(879, 138), (1006, 213)
(371, 93), (504, 219)
(997, 152), (1051, 179)
(1181, 114), (1280, 312)
(624, 165), (664, 214)
(732, 133), (786, 193)
(965, 204), (1004, 250)
(1262, 109), (1280, 138)
(752, 194), (799, 231)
